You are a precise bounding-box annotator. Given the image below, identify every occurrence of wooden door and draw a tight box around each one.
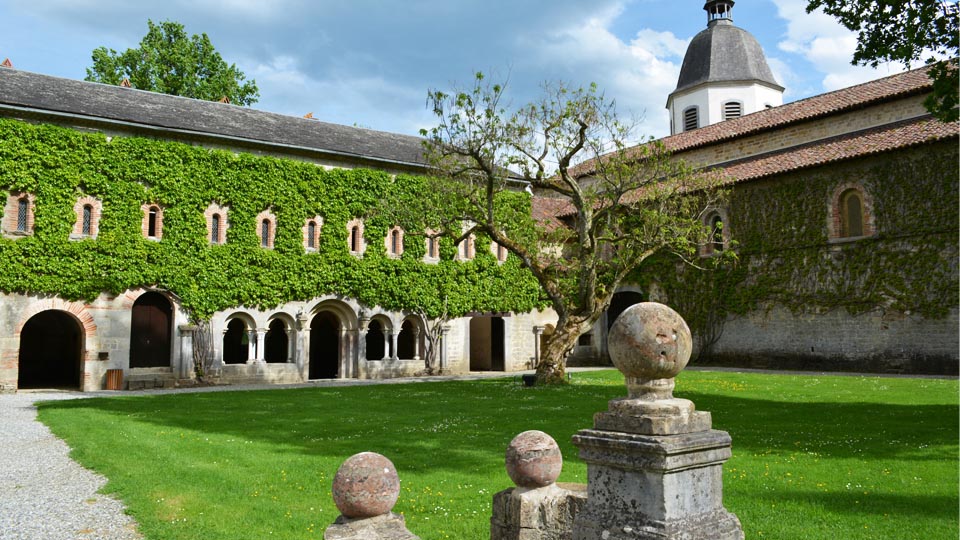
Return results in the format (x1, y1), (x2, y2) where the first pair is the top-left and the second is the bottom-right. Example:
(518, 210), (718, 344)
(130, 292), (172, 368)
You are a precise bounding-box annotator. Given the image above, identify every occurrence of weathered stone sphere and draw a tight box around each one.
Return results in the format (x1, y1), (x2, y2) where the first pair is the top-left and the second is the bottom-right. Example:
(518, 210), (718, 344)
(608, 302), (692, 381)
(332, 452), (400, 518)
(505, 430), (562, 488)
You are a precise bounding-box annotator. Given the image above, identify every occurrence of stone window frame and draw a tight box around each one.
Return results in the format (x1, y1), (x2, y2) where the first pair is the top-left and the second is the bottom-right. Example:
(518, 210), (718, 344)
(256, 209), (277, 249)
(721, 100), (743, 121)
(385, 226), (405, 258)
(3, 192), (35, 238)
(699, 206), (730, 257)
(205, 203), (230, 245)
(827, 183), (876, 243)
(70, 195), (102, 240)
(303, 216), (323, 252)
(682, 106), (699, 132)
(491, 240), (509, 263)
(141, 204), (164, 241)
(423, 229), (440, 264)
(456, 233), (476, 261)
(347, 218), (366, 256)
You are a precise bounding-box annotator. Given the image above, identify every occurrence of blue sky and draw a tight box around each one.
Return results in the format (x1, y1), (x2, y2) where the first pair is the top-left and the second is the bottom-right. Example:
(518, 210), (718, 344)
(0, 0), (913, 139)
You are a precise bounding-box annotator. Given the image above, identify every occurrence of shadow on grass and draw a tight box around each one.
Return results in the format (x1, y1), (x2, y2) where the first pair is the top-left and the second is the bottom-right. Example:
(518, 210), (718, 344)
(37, 375), (958, 474)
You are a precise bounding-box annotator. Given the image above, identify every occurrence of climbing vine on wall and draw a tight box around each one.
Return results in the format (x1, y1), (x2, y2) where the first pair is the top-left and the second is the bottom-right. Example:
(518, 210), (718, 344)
(0, 118), (545, 319)
(632, 141), (959, 353)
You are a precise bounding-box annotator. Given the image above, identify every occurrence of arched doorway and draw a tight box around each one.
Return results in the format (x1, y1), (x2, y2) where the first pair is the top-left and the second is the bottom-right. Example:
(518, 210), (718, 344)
(469, 316), (505, 371)
(265, 319), (288, 363)
(397, 319), (418, 360)
(130, 292), (172, 368)
(310, 311), (340, 379)
(223, 319), (249, 364)
(607, 291), (644, 330)
(18, 311), (83, 389)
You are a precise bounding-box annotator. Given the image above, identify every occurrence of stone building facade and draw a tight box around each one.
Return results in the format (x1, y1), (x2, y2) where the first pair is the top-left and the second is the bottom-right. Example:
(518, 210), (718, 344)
(0, 67), (556, 392)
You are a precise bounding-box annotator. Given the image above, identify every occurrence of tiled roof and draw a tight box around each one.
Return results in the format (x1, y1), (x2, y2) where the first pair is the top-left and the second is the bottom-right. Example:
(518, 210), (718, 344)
(0, 68), (428, 169)
(531, 197), (572, 231)
(716, 115), (957, 183)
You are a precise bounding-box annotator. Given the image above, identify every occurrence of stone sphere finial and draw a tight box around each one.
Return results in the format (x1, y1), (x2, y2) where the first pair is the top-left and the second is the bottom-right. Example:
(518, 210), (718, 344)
(332, 452), (401, 519)
(505, 430), (563, 488)
(607, 302), (692, 401)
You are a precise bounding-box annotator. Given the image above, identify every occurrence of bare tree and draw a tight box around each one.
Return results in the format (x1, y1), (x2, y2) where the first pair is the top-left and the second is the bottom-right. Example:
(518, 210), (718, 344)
(389, 74), (726, 384)
(192, 319), (216, 382)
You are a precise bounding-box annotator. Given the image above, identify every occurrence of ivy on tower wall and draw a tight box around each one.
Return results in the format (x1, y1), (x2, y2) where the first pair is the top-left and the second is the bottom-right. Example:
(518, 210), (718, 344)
(0, 118), (545, 319)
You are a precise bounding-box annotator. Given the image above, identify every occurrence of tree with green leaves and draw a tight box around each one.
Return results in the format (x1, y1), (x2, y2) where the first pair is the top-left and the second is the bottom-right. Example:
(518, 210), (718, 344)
(386, 74), (726, 384)
(85, 20), (259, 106)
(807, 0), (958, 122)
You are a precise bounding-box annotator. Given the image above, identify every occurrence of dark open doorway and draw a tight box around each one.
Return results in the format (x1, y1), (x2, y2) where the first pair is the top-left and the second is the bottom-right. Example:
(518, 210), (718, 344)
(18, 311), (83, 389)
(223, 319), (249, 364)
(310, 312), (339, 379)
(469, 316), (505, 371)
(130, 292), (172, 368)
(607, 291), (644, 330)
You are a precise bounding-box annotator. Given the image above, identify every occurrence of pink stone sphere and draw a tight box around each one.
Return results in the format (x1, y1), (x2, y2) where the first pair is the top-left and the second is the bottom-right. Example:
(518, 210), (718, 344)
(505, 430), (562, 488)
(607, 302), (692, 380)
(332, 452), (400, 518)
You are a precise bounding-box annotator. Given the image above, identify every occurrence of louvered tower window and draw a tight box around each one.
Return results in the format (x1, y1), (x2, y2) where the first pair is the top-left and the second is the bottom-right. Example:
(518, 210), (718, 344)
(723, 101), (743, 120)
(683, 107), (699, 132)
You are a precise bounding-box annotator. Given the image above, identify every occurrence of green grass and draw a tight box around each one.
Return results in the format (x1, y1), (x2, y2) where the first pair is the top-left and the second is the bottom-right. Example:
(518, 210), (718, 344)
(36, 370), (958, 540)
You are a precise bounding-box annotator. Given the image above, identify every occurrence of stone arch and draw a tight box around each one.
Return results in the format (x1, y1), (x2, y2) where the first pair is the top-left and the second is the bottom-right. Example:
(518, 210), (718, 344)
(265, 312), (296, 363)
(223, 312), (256, 365)
(309, 299), (358, 379)
(365, 314), (393, 360)
(16, 298), (97, 339)
(16, 305), (91, 390)
(397, 315), (425, 360)
(828, 182), (876, 240)
(130, 291), (173, 368)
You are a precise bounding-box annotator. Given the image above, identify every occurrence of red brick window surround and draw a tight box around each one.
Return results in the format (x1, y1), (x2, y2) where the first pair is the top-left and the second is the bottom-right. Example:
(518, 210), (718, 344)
(828, 183), (876, 241)
(3, 192), (35, 237)
(491, 240), (508, 263)
(347, 218), (365, 256)
(256, 210), (277, 249)
(303, 216), (322, 252)
(423, 229), (440, 263)
(386, 226), (404, 258)
(205, 203), (229, 245)
(71, 196), (102, 240)
(141, 204), (164, 240)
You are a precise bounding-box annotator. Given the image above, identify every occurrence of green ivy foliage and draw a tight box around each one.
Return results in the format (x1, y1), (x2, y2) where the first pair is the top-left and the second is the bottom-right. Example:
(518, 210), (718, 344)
(0, 118), (544, 319)
(633, 141), (959, 346)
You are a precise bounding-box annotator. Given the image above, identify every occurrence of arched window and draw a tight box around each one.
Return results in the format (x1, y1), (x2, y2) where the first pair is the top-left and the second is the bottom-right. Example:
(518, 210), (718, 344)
(261, 219), (271, 247)
(211, 214), (221, 244)
(428, 237), (438, 258)
(683, 106), (699, 132)
(82, 205), (93, 236)
(722, 101), (742, 121)
(16, 197), (28, 232)
(841, 189), (864, 238)
(147, 207), (159, 238)
(307, 221), (317, 249)
(710, 214), (724, 253)
(351, 226), (360, 252)
(391, 229), (400, 255)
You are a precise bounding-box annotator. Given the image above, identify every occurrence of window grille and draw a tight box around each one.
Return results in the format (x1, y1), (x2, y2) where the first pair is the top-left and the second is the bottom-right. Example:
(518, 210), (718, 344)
(261, 219), (271, 247)
(307, 221), (316, 249)
(16, 198), (28, 232)
(82, 205), (93, 236)
(211, 214), (221, 244)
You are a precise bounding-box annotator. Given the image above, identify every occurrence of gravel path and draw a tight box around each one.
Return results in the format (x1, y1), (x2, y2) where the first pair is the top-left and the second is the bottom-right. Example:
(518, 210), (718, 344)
(0, 391), (142, 540)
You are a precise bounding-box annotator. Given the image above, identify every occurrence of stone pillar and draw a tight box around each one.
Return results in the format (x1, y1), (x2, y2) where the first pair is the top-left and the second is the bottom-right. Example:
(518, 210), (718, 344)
(440, 324), (451, 373)
(571, 302), (743, 540)
(412, 327), (421, 361)
(325, 452), (419, 540)
(178, 324), (196, 379)
(491, 431), (587, 540)
(387, 331), (396, 361)
(358, 316), (370, 367)
(297, 312), (310, 379)
(286, 328), (295, 363)
(533, 326), (545, 367)
(245, 330), (256, 363)
(254, 327), (267, 363)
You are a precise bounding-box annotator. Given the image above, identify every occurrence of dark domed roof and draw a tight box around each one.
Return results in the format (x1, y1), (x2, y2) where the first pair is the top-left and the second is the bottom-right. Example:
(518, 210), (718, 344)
(674, 20), (782, 93)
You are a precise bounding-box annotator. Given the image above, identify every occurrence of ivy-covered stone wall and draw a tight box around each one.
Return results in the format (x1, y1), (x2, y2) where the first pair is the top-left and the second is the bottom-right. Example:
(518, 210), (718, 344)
(636, 139), (959, 374)
(0, 118), (544, 320)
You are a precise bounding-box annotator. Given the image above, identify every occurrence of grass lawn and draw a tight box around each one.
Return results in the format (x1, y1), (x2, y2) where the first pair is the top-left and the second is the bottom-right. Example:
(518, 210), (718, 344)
(37, 370), (958, 540)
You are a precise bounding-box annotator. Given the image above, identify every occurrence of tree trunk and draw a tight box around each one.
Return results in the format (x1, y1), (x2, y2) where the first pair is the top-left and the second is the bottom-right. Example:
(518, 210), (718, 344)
(535, 323), (582, 385)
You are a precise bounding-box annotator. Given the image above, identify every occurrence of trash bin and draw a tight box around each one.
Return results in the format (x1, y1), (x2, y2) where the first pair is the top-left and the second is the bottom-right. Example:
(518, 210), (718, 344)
(105, 369), (124, 390)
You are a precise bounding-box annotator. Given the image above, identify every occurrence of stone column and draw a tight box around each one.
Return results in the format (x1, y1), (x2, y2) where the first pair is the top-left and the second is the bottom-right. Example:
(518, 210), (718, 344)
(358, 316), (370, 366)
(245, 330), (256, 363)
(254, 327), (267, 363)
(440, 324), (451, 374)
(412, 327), (421, 361)
(178, 324), (195, 379)
(297, 312), (310, 379)
(571, 302), (743, 540)
(532, 325), (545, 368)
(387, 331), (396, 361)
(286, 328), (295, 363)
